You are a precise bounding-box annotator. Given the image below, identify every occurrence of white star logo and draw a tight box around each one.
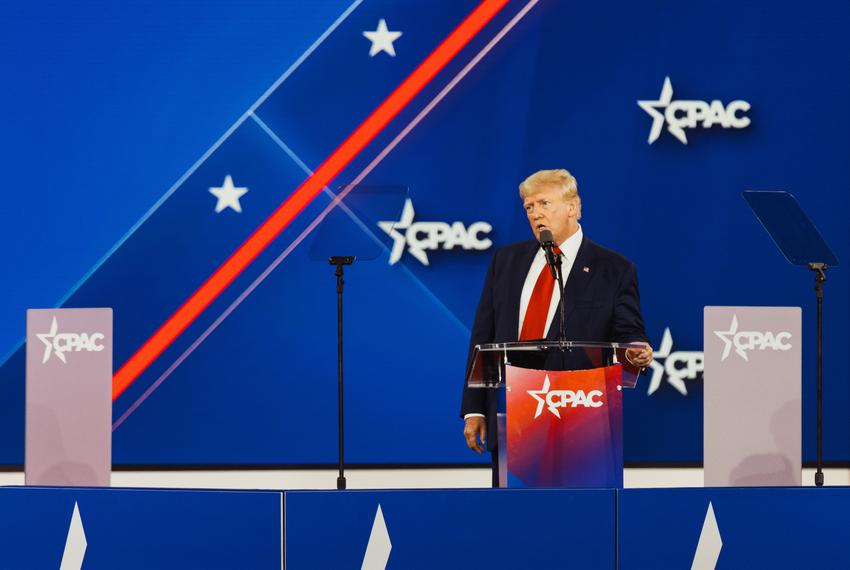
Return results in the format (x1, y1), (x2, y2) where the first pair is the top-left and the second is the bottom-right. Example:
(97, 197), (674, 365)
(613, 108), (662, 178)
(209, 175), (248, 213)
(377, 199), (429, 265)
(691, 502), (722, 570)
(363, 19), (402, 57)
(714, 314), (742, 361)
(646, 328), (704, 396)
(647, 328), (676, 394)
(361, 504), (392, 570)
(59, 502), (87, 570)
(637, 76), (688, 144)
(527, 375), (557, 418)
(37, 317), (64, 364)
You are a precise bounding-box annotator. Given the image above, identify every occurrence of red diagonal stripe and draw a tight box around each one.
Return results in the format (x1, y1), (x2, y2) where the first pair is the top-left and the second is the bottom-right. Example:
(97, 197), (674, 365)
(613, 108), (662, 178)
(112, 0), (508, 400)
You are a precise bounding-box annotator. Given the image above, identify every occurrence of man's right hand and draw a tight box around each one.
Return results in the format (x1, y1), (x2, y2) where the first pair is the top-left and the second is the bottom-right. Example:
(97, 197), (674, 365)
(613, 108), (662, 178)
(463, 416), (487, 454)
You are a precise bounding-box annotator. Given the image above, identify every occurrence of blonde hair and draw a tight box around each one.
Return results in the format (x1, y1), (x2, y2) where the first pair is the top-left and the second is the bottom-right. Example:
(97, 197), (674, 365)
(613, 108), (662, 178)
(519, 169), (582, 219)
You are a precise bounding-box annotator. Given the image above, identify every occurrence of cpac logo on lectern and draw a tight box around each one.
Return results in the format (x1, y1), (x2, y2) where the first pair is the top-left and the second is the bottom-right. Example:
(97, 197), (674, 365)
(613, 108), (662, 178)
(527, 375), (604, 419)
(713, 315), (792, 362)
(377, 198), (492, 265)
(638, 77), (751, 144)
(36, 317), (105, 364)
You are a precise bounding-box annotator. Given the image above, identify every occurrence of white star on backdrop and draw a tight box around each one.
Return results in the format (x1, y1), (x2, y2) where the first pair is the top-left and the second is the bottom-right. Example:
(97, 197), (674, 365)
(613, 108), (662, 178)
(647, 328), (675, 395)
(209, 175), (248, 213)
(637, 76), (686, 144)
(645, 327), (704, 396)
(363, 19), (402, 57)
(378, 198), (429, 265)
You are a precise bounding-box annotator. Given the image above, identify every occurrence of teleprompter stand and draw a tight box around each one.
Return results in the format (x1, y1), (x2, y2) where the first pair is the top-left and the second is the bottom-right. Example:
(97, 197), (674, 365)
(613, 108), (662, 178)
(744, 190), (839, 486)
(308, 185), (407, 490)
(329, 256), (354, 490)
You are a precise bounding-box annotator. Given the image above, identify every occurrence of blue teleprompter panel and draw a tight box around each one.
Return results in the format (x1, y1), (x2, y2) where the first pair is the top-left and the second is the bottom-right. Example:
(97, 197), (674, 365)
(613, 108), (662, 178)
(0, 486), (282, 569)
(618, 487), (850, 569)
(285, 488), (615, 569)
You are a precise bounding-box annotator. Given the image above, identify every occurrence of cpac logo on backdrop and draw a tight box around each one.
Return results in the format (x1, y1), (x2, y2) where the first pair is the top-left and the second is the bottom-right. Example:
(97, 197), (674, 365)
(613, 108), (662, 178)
(377, 198), (492, 265)
(713, 315), (792, 362)
(36, 317), (105, 364)
(638, 77), (751, 144)
(648, 327), (704, 396)
(527, 375), (604, 419)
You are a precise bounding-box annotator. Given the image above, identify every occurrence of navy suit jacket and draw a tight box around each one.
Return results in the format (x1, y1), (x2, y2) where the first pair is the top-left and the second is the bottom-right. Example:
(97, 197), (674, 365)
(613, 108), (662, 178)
(460, 236), (648, 422)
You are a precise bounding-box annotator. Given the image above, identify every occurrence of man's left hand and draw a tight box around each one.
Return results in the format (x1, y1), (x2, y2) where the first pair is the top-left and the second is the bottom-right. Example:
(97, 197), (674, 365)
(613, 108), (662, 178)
(625, 341), (653, 368)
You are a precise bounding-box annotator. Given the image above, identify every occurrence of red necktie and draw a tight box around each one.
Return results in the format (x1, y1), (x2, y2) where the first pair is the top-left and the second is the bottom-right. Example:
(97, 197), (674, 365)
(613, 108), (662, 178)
(519, 248), (562, 340)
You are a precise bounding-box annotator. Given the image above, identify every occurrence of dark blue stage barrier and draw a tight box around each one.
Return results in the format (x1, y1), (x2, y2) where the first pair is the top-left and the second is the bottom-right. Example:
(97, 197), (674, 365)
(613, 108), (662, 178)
(0, 487), (283, 569)
(3, 485), (849, 569)
(284, 488), (615, 569)
(618, 487), (850, 569)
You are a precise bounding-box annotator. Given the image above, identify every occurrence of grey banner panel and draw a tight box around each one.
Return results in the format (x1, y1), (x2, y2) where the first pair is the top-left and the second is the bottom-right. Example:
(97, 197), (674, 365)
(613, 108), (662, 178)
(703, 306), (801, 486)
(25, 308), (112, 486)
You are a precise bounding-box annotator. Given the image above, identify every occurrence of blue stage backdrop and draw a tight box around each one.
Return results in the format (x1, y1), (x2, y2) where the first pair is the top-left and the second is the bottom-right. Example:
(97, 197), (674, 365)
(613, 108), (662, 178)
(2, 0), (848, 466)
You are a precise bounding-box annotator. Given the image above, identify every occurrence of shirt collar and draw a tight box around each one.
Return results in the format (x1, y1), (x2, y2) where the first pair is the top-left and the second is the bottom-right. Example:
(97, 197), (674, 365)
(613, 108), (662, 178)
(557, 224), (583, 260)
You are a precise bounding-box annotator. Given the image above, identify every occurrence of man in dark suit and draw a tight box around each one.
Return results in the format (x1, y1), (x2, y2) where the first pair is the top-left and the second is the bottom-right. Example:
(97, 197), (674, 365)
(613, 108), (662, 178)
(461, 169), (652, 454)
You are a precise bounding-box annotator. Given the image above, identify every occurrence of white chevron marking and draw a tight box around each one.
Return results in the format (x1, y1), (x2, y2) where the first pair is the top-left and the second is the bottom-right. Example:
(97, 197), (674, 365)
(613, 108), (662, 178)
(361, 504), (392, 570)
(59, 502), (87, 570)
(691, 501), (722, 570)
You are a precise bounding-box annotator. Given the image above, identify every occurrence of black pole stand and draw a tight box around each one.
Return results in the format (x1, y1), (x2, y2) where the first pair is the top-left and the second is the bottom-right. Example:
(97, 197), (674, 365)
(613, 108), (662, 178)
(330, 255), (355, 490)
(809, 262), (827, 487)
(554, 253), (566, 345)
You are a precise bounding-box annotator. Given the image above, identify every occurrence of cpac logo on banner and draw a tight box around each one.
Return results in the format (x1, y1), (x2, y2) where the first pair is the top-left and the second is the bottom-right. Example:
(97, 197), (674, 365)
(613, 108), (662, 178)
(527, 375), (604, 419)
(36, 317), (105, 364)
(378, 198), (492, 265)
(648, 327), (703, 396)
(638, 77), (751, 144)
(714, 315), (792, 362)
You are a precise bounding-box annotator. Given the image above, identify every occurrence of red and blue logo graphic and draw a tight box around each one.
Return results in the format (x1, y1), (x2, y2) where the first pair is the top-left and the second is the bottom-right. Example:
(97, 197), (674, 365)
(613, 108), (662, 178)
(504, 365), (623, 488)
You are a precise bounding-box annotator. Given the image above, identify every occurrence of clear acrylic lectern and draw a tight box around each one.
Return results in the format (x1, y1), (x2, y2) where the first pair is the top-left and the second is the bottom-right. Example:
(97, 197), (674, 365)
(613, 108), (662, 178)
(467, 340), (644, 488)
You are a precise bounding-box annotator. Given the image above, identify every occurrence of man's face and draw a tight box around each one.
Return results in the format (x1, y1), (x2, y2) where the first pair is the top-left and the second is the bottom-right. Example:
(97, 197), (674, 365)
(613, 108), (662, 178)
(523, 185), (579, 244)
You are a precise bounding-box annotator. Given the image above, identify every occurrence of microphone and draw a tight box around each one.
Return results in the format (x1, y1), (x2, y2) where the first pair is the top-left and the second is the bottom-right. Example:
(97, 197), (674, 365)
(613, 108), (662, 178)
(538, 229), (559, 279)
(539, 228), (566, 343)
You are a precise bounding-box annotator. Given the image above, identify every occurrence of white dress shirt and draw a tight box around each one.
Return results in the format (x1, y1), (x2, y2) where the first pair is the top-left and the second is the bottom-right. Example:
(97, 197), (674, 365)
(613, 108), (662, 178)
(465, 226), (583, 421)
(518, 225), (583, 339)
